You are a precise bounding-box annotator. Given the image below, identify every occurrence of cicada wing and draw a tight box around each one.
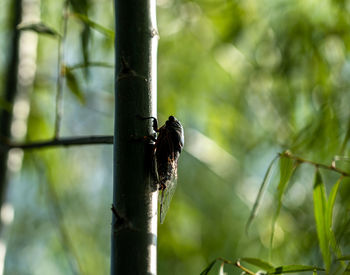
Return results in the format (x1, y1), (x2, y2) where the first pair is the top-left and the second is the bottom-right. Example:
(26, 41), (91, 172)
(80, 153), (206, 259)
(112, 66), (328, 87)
(159, 177), (177, 224)
(156, 123), (181, 224)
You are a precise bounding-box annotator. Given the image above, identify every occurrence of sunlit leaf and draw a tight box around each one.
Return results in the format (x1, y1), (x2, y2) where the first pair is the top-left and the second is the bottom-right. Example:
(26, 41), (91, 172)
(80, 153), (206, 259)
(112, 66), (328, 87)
(17, 22), (60, 37)
(240, 257), (274, 271)
(313, 170), (330, 271)
(246, 155), (279, 232)
(200, 259), (217, 275)
(267, 265), (325, 274)
(270, 153), (296, 250)
(65, 68), (86, 104)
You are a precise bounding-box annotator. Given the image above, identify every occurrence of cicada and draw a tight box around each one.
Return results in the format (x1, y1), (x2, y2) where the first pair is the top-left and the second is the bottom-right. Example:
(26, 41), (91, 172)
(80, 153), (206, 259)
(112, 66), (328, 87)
(148, 116), (184, 223)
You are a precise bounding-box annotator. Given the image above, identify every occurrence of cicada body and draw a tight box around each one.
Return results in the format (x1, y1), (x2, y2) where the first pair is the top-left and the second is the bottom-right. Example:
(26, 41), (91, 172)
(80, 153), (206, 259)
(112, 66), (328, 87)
(153, 116), (184, 224)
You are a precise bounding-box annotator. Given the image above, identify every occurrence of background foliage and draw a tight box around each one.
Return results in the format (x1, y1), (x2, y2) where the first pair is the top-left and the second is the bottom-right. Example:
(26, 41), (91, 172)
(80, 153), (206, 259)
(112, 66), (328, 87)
(1, 0), (350, 274)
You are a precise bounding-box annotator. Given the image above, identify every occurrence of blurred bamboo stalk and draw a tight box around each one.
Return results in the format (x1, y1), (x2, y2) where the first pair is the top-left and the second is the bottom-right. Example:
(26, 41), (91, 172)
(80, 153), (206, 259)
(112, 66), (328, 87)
(2, 135), (113, 150)
(54, 0), (69, 138)
(0, 1), (22, 218)
(0, 0), (39, 273)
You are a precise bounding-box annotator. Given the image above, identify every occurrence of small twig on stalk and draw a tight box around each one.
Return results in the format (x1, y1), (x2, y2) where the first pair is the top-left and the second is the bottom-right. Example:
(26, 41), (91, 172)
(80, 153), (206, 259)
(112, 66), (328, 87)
(280, 151), (350, 177)
(0, 135), (113, 150)
(54, 0), (69, 138)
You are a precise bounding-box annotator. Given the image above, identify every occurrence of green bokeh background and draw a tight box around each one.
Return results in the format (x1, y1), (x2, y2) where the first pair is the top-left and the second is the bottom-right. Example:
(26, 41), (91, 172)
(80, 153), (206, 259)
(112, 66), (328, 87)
(1, 0), (350, 274)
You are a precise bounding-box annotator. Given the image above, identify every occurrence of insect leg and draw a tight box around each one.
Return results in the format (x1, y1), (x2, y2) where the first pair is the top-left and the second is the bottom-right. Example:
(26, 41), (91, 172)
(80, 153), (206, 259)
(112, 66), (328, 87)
(151, 118), (158, 132)
(131, 115), (158, 142)
(136, 115), (159, 132)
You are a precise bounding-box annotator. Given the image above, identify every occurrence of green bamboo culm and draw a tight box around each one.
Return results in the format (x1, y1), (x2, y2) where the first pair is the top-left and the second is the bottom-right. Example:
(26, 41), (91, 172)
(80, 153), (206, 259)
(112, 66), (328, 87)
(111, 1), (159, 275)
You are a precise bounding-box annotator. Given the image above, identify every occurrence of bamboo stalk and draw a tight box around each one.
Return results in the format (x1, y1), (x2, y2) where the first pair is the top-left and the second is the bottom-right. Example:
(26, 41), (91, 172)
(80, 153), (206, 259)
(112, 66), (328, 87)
(111, 0), (159, 274)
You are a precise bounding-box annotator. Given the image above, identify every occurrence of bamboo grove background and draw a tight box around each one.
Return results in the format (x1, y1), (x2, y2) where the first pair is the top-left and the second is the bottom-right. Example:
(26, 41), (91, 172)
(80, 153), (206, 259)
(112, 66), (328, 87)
(1, 0), (350, 274)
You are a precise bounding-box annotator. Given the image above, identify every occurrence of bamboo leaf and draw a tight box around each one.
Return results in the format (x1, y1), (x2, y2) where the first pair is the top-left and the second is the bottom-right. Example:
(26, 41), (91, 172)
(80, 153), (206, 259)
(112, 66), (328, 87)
(267, 265), (325, 274)
(326, 178), (341, 229)
(67, 62), (114, 71)
(326, 177), (342, 259)
(339, 119), (350, 154)
(200, 259), (217, 275)
(65, 68), (86, 104)
(337, 256), (350, 261)
(68, 0), (89, 16)
(313, 170), (330, 271)
(71, 13), (114, 38)
(246, 155), (279, 232)
(240, 258), (274, 271)
(68, 0), (91, 77)
(17, 22), (60, 37)
(81, 25), (90, 77)
(270, 154), (296, 249)
(330, 230), (343, 262)
(344, 263), (350, 274)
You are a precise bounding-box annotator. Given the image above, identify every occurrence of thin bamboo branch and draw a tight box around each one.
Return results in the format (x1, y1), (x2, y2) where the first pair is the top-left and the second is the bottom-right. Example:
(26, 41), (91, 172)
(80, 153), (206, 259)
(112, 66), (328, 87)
(0, 135), (113, 150)
(280, 151), (350, 177)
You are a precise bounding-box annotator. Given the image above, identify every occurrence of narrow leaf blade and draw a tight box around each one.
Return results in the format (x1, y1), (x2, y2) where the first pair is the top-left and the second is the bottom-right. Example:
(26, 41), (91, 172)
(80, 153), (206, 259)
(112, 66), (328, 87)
(240, 257), (274, 271)
(71, 13), (114, 38)
(246, 155), (279, 232)
(67, 62), (114, 70)
(81, 25), (90, 77)
(326, 177), (342, 258)
(68, 0), (91, 77)
(313, 170), (330, 271)
(326, 177), (341, 230)
(337, 255), (350, 261)
(344, 263), (350, 274)
(270, 154), (295, 249)
(65, 68), (86, 104)
(200, 259), (217, 275)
